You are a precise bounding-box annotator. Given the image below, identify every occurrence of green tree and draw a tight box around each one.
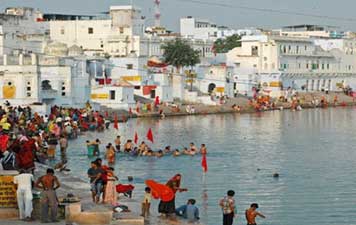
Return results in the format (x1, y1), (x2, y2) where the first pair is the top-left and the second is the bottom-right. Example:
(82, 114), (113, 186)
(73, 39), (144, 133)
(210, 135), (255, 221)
(161, 38), (200, 72)
(162, 38), (201, 92)
(213, 34), (241, 53)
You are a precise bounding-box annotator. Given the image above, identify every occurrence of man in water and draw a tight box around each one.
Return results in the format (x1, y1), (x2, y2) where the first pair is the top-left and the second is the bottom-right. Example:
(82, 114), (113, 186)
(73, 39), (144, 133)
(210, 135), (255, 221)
(245, 203), (265, 225)
(114, 136), (121, 152)
(175, 199), (200, 222)
(219, 190), (236, 225)
(13, 170), (34, 221)
(35, 168), (61, 223)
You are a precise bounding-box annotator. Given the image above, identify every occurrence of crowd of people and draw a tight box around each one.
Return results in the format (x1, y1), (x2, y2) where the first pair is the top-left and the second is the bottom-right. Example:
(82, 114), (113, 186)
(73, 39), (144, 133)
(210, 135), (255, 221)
(0, 101), (267, 225)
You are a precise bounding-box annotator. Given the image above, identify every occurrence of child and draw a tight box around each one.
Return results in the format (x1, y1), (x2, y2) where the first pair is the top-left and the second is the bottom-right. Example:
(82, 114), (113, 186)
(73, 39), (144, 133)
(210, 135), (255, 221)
(141, 187), (151, 217)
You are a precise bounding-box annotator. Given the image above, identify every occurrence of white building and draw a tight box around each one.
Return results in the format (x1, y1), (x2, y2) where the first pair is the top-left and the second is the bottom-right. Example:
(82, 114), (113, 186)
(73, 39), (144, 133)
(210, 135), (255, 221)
(49, 6), (164, 57)
(227, 34), (356, 96)
(180, 16), (261, 41)
(0, 50), (91, 109)
(0, 7), (49, 55)
(196, 55), (234, 97)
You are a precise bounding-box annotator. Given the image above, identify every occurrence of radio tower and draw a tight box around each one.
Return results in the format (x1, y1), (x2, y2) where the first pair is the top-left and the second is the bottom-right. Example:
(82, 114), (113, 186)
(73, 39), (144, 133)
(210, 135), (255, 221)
(154, 0), (161, 27)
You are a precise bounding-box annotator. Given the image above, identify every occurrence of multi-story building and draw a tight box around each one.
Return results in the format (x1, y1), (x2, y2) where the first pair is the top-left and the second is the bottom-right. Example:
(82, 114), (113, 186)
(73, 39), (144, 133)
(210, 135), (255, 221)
(0, 51), (91, 109)
(180, 16), (261, 41)
(196, 55), (234, 96)
(0, 7), (49, 55)
(227, 35), (356, 96)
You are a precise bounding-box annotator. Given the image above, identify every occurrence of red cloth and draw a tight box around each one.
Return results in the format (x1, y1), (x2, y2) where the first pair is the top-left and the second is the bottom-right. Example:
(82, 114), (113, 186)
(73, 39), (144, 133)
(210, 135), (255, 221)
(113, 114), (118, 130)
(145, 180), (174, 201)
(134, 132), (138, 144)
(116, 184), (135, 193)
(155, 96), (160, 107)
(0, 135), (9, 152)
(202, 154), (208, 173)
(17, 139), (35, 170)
(146, 128), (154, 143)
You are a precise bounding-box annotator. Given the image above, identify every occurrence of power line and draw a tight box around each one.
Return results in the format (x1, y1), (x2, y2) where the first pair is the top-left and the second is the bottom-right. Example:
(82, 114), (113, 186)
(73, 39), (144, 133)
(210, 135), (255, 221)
(175, 0), (356, 22)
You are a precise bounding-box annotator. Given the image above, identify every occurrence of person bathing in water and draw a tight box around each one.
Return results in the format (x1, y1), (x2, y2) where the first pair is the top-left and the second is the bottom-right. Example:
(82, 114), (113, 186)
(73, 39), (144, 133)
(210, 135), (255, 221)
(245, 203), (265, 225)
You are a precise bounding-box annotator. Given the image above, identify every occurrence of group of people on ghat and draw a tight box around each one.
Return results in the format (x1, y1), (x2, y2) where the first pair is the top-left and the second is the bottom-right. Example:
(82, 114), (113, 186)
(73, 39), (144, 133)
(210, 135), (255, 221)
(0, 101), (267, 225)
(139, 173), (266, 225)
(0, 102), (125, 222)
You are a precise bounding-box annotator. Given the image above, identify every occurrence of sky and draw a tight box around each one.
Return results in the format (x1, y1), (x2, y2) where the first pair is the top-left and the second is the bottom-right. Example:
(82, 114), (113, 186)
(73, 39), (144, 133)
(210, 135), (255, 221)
(1, 0), (356, 32)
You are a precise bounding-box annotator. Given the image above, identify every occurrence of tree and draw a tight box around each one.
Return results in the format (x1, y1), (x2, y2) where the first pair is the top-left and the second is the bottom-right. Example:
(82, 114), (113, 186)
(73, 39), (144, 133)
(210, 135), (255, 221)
(161, 38), (200, 72)
(162, 39), (201, 92)
(213, 34), (241, 53)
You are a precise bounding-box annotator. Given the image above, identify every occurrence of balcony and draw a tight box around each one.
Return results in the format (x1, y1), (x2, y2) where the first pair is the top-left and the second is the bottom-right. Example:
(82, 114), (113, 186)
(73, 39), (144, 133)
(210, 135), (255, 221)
(40, 89), (57, 99)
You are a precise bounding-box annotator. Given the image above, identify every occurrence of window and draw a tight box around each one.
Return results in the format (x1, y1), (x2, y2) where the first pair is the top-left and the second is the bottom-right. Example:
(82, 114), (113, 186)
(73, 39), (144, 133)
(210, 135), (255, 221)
(288, 45), (291, 52)
(283, 46), (286, 53)
(305, 45), (307, 51)
(60, 28), (65, 35)
(306, 63), (309, 69)
(110, 90), (115, 100)
(26, 81), (31, 97)
(126, 64), (133, 69)
(251, 46), (258, 56)
(327, 64), (330, 69)
(321, 64), (325, 70)
(298, 63), (301, 69)
(119, 27), (124, 34)
(88, 27), (94, 34)
(296, 46), (299, 54)
(61, 82), (66, 96)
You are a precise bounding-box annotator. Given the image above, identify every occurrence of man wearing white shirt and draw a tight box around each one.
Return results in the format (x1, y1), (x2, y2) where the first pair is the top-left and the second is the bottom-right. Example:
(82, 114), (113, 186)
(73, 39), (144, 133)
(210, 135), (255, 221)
(13, 170), (34, 221)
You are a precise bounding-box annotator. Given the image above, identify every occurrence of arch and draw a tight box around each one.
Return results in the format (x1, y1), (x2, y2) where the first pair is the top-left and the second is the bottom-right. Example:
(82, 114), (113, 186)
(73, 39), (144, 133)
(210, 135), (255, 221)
(41, 80), (52, 90)
(208, 83), (216, 94)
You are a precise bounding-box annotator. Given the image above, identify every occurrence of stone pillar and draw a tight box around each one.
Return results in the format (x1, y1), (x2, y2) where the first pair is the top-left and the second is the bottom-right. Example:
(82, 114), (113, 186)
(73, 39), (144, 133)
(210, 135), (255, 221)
(19, 54), (24, 65)
(31, 53), (37, 65)
(3, 54), (7, 66)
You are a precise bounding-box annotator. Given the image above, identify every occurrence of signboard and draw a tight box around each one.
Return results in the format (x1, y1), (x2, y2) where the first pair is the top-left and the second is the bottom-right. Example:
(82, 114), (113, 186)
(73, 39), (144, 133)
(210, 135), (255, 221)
(269, 81), (282, 87)
(121, 76), (141, 82)
(91, 93), (109, 99)
(215, 87), (225, 93)
(0, 174), (17, 208)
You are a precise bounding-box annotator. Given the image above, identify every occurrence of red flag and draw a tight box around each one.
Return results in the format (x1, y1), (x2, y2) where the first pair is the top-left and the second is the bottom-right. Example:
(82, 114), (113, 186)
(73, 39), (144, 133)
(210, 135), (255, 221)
(146, 128), (154, 143)
(113, 114), (118, 130)
(201, 154), (208, 173)
(105, 111), (109, 118)
(134, 132), (138, 144)
(122, 115), (126, 123)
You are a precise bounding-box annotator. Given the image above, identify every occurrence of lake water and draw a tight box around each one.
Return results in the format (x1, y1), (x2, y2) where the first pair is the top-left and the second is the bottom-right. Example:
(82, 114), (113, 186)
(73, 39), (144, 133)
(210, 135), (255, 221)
(64, 107), (356, 225)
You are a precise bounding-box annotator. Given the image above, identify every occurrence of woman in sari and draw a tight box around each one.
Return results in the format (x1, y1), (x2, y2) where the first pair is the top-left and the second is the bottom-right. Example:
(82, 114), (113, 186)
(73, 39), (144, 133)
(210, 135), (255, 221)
(158, 174), (187, 216)
(104, 167), (118, 205)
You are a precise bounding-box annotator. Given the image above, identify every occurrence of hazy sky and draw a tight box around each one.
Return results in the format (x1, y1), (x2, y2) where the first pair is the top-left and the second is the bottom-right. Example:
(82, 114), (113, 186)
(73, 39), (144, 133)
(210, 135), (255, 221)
(1, 0), (356, 31)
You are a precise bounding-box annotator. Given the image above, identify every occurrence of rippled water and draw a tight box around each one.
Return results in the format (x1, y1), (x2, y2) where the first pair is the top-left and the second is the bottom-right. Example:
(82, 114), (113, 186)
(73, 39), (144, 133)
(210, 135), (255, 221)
(63, 108), (356, 225)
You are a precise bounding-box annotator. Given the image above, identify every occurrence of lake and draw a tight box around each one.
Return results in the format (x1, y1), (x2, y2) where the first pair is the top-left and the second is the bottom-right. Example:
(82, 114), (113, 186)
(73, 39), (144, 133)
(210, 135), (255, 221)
(64, 107), (356, 225)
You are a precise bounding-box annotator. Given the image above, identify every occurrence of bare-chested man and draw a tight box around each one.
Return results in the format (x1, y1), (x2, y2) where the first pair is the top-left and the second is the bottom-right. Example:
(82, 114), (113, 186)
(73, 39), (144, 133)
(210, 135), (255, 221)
(123, 140), (133, 152)
(245, 203), (265, 225)
(114, 136), (121, 152)
(35, 168), (61, 223)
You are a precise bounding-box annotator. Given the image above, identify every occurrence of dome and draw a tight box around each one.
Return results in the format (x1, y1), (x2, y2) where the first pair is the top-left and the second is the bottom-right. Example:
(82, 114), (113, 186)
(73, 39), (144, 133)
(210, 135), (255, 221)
(68, 45), (83, 56)
(44, 42), (68, 56)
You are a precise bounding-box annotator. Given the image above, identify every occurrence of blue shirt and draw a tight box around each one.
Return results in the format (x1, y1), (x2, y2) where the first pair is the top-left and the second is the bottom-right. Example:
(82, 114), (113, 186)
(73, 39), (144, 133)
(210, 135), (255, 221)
(175, 204), (199, 221)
